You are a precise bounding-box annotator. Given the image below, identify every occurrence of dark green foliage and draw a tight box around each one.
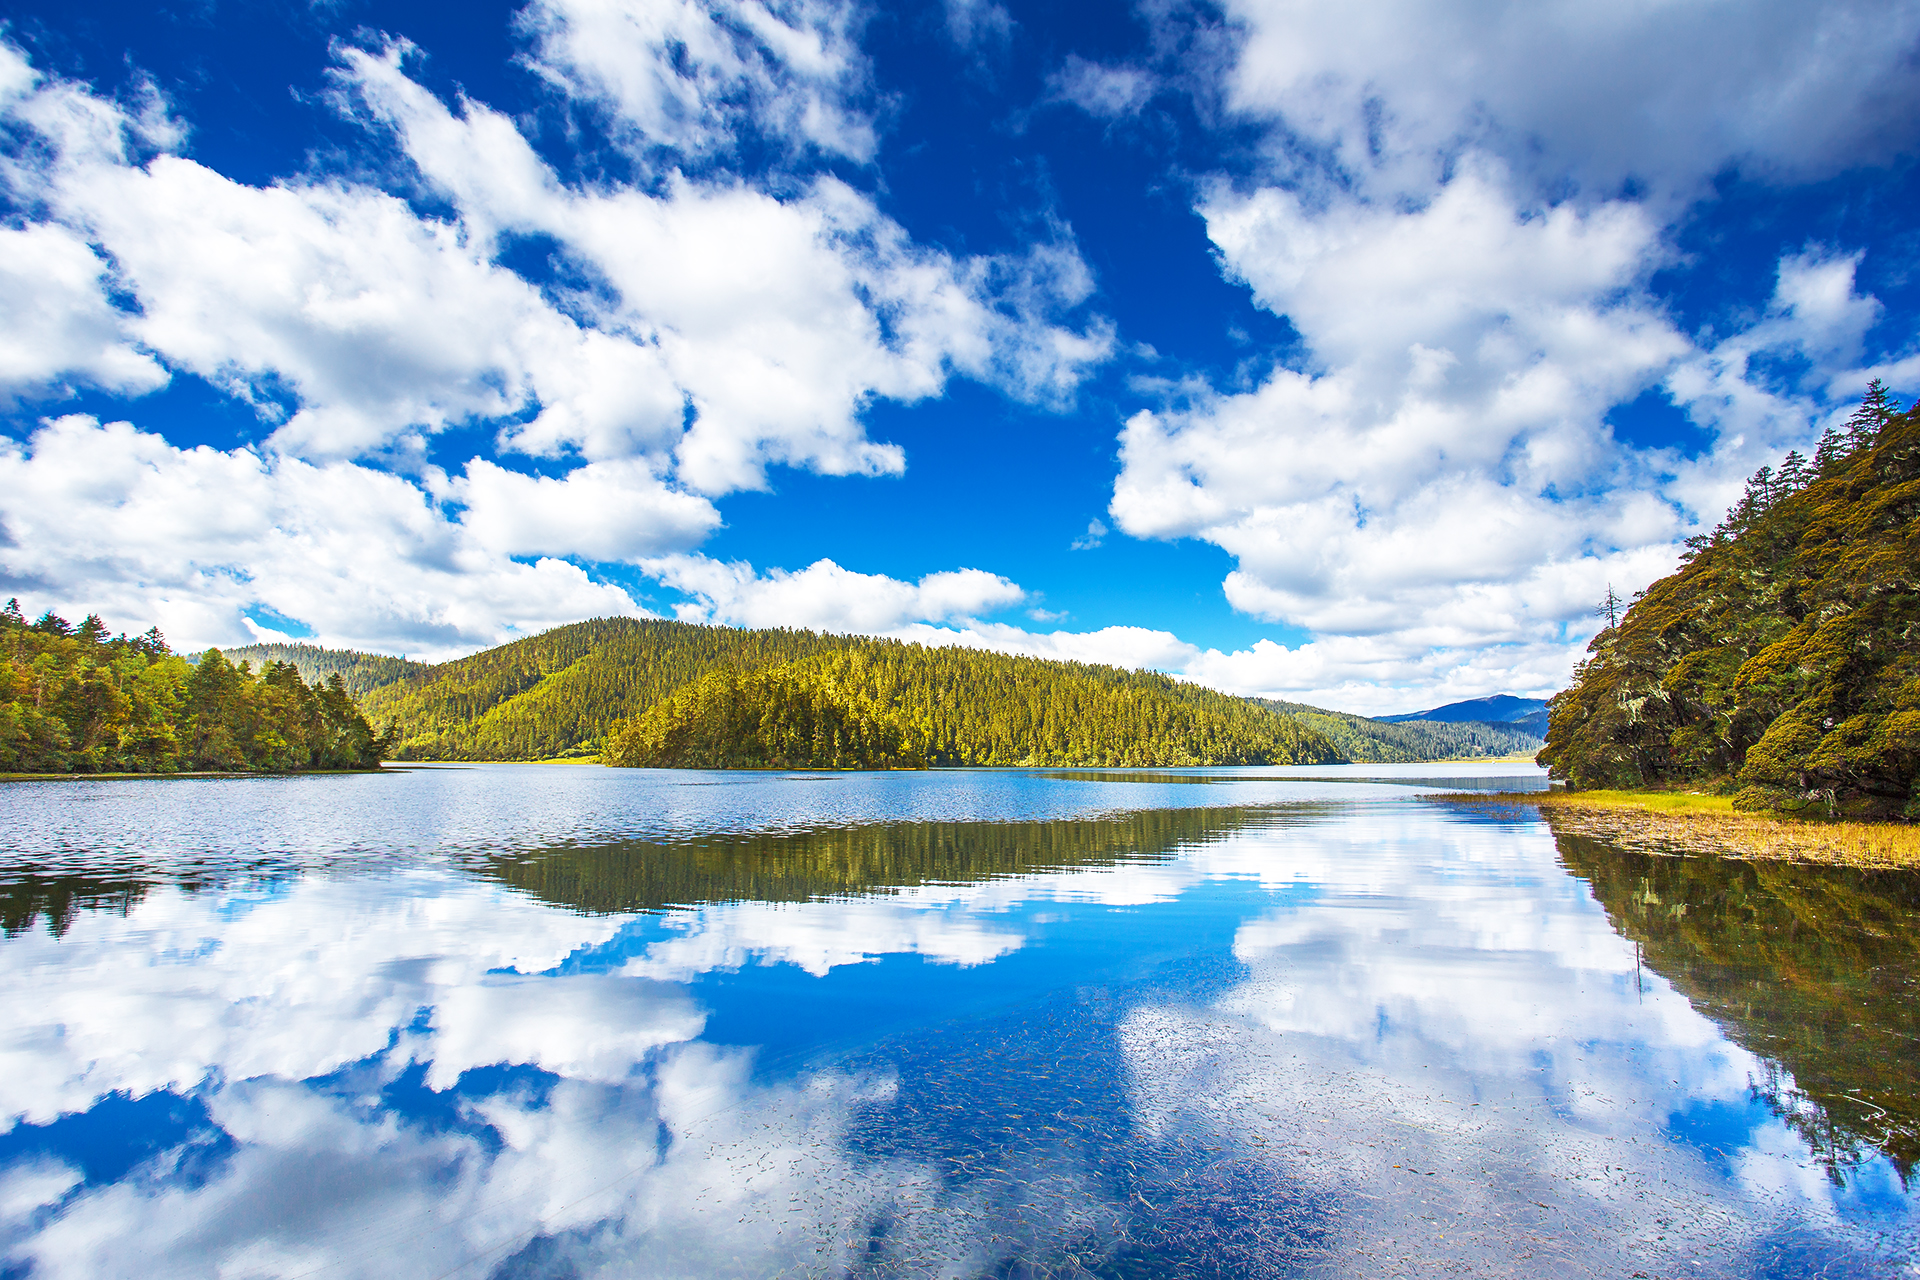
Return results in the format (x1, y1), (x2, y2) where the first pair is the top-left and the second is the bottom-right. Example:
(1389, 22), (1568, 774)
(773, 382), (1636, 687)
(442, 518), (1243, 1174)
(0, 604), (390, 773)
(1258, 699), (1542, 761)
(602, 646), (1342, 769)
(608, 660), (923, 769)
(218, 643), (428, 698)
(370, 618), (1348, 767)
(1540, 387), (1920, 817)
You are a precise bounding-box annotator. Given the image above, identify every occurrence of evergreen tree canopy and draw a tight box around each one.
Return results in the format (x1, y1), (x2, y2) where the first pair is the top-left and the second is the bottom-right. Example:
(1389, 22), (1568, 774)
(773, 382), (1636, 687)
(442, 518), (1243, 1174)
(217, 643), (428, 698)
(604, 646), (1345, 769)
(0, 604), (391, 774)
(605, 660), (923, 770)
(1539, 391), (1920, 817)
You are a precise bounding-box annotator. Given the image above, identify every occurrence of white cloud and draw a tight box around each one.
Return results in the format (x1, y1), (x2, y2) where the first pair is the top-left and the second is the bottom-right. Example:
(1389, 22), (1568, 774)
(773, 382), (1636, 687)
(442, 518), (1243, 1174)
(338, 41), (1111, 486)
(1084, 0), (1920, 708)
(450, 458), (719, 564)
(1091, 150), (1920, 705)
(645, 552), (1024, 632)
(0, 224), (166, 402)
(0, 35), (1116, 667)
(1069, 518), (1106, 550)
(0, 415), (647, 658)
(1109, 164), (1697, 677)
(1047, 56), (1154, 119)
(1217, 0), (1920, 200)
(518, 0), (878, 163)
(891, 619), (1201, 677)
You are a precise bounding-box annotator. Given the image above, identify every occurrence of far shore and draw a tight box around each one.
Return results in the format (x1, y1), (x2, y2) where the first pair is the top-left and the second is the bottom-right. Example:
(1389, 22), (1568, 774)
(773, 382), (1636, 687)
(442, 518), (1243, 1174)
(0, 767), (391, 782)
(1431, 788), (1920, 870)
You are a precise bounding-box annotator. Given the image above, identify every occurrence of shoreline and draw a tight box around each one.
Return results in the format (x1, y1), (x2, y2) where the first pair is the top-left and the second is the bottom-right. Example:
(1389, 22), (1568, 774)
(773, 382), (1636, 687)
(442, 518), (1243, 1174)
(1431, 789), (1920, 870)
(0, 767), (391, 782)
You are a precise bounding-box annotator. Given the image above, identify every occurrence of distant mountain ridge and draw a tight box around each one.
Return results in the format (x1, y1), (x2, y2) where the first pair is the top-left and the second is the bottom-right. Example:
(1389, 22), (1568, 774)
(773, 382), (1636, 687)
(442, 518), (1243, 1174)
(1262, 699), (1545, 761)
(1379, 694), (1551, 736)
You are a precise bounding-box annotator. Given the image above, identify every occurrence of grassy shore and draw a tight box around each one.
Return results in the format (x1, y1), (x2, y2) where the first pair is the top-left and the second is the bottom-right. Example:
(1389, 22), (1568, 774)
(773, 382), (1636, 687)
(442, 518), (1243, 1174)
(1432, 788), (1920, 870)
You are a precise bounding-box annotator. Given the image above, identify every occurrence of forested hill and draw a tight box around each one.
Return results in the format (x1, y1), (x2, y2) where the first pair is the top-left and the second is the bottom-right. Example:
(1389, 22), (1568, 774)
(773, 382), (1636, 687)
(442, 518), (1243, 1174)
(2, 603), (388, 774)
(363, 618), (1346, 767)
(606, 647), (1342, 768)
(216, 643), (428, 698)
(1540, 384), (1919, 818)
(1258, 700), (1543, 762)
(363, 619), (864, 760)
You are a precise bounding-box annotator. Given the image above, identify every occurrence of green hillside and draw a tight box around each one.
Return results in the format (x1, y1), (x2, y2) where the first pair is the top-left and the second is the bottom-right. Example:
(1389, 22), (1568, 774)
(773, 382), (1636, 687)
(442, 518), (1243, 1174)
(364, 617), (1346, 767)
(607, 646), (1344, 769)
(363, 618), (861, 760)
(1540, 384), (1920, 817)
(1258, 699), (1543, 761)
(217, 643), (428, 698)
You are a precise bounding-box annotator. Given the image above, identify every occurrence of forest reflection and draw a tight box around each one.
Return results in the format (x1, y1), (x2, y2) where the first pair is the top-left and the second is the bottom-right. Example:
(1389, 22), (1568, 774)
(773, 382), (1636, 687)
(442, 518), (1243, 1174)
(3, 872), (155, 938)
(1557, 821), (1920, 1183)
(485, 804), (1282, 915)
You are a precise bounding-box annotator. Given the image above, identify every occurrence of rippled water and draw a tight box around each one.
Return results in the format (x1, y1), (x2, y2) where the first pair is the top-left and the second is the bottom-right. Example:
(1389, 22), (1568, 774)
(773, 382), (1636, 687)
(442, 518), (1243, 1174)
(2, 763), (1915, 1278)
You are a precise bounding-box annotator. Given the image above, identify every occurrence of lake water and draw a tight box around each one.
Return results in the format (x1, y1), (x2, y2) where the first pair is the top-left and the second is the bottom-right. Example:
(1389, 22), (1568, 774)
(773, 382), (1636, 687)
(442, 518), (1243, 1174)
(2, 763), (1916, 1278)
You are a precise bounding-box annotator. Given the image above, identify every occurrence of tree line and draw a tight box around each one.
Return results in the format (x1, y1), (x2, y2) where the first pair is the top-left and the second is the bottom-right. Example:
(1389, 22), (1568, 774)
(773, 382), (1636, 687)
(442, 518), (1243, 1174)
(0, 602), (390, 774)
(1540, 383), (1919, 817)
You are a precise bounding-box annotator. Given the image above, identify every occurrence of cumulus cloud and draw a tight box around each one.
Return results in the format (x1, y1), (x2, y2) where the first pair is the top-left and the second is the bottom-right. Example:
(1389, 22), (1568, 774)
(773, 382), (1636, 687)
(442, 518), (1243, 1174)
(1217, 0), (1920, 200)
(0, 415), (649, 658)
(1106, 164), (1693, 680)
(1064, 0), (1920, 706)
(0, 224), (166, 402)
(1093, 138), (1920, 701)
(646, 552), (1025, 632)
(347, 40), (1108, 483)
(0, 31), (1119, 661)
(450, 458), (720, 564)
(518, 0), (878, 164)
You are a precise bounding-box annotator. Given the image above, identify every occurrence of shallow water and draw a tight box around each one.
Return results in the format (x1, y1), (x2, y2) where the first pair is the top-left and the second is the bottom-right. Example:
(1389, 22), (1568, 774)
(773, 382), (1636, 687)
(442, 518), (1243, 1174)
(1, 763), (1914, 1278)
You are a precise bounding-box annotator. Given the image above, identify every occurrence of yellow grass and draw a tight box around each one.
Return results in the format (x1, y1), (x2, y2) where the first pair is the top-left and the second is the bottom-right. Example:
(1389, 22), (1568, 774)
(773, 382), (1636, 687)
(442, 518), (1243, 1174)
(1433, 789), (1920, 869)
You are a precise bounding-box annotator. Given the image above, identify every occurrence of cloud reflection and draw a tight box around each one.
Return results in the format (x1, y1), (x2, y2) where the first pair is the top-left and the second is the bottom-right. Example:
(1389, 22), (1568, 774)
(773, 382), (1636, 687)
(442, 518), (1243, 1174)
(0, 800), (1913, 1277)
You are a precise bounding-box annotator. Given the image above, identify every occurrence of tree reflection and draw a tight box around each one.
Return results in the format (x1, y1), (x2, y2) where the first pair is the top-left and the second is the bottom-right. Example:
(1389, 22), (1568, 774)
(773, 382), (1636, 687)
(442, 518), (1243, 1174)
(1555, 823), (1920, 1182)
(486, 806), (1268, 915)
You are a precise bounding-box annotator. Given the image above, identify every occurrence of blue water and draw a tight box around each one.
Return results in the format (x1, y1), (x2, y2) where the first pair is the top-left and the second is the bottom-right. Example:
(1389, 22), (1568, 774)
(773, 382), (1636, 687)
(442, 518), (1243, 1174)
(0, 764), (1913, 1278)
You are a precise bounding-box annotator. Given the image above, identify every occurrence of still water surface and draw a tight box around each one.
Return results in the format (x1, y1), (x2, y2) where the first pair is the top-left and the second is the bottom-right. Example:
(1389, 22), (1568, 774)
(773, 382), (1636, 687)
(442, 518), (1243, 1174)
(1, 763), (1915, 1277)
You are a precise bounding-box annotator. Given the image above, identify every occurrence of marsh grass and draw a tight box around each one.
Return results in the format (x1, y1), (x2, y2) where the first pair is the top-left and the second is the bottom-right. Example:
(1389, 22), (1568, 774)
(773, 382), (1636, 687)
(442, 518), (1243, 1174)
(1434, 789), (1920, 869)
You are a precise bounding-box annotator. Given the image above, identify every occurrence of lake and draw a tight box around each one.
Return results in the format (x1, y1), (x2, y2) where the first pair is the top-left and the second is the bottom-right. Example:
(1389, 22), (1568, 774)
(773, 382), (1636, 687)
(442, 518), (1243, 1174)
(2, 763), (1915, 1278)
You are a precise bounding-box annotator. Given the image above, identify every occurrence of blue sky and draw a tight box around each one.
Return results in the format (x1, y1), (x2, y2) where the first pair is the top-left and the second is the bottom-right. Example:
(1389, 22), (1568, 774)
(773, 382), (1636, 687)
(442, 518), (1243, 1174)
(2, 0), (1917, 713)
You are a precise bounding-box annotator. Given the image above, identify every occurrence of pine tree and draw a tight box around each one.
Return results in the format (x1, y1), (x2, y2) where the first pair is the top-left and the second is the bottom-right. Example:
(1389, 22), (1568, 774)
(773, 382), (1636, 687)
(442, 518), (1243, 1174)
(1843, 378), (1901, 449)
